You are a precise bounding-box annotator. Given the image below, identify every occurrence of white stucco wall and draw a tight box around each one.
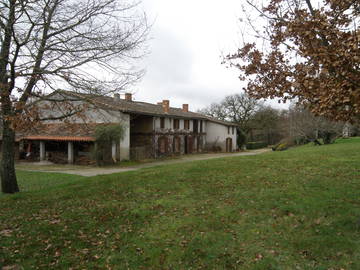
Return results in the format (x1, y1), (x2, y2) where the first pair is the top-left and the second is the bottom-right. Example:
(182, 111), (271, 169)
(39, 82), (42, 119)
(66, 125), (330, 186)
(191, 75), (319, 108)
(179, 119), (184, 130)
(202, 120), (206, 133)
(119, 113), (130, 161)
(38, 92), (121, 123)
(205, 121), (237, 151)
(189, 120), (193, 131)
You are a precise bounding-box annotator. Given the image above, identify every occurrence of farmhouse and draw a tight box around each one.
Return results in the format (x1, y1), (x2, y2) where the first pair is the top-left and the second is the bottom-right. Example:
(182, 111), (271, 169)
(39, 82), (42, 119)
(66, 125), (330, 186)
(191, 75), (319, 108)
(15, 91), (237, 164)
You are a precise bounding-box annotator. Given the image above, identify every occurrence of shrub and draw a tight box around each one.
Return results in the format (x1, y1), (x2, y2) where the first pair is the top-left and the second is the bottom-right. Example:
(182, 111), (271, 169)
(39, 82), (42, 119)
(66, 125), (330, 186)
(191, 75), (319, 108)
(272, 136), (299, 151)
(93, 124), (125, 165)
(294, 136), (309, 145)
(272, 143), (289, 151)
(95, 124), (124, 144)
(211, 145), (222, 152)
(246, 141), (267, 150)
(321, 131), (337, 144)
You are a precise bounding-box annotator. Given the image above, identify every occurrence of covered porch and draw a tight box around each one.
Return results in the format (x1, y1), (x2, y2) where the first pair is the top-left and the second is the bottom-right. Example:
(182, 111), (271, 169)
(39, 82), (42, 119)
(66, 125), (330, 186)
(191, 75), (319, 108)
(19, 136), (96, 165)
(16, 123), (124, 165)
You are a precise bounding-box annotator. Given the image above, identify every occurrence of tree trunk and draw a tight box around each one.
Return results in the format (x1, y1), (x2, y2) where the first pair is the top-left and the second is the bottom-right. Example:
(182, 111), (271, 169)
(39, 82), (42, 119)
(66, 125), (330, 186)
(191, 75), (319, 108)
(1, 121), (19, 193)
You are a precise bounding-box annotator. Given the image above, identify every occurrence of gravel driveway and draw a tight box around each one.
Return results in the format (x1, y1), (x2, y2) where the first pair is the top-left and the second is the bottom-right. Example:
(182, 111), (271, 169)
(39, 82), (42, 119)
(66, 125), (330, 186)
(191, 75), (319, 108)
(19, 148), (271, 177)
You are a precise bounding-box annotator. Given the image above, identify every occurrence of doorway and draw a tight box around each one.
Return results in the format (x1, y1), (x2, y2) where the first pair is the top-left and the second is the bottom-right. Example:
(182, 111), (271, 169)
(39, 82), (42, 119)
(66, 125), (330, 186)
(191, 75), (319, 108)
(226, 138), (233, 152)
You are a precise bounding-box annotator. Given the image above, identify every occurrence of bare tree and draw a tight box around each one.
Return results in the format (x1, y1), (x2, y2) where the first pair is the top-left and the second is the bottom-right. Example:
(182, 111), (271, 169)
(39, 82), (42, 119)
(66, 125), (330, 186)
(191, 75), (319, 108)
(199, 93), (263, 133)
(198, 103), (227, 121)
(287, 104), (344, 144)
(0, 0), (149, 193)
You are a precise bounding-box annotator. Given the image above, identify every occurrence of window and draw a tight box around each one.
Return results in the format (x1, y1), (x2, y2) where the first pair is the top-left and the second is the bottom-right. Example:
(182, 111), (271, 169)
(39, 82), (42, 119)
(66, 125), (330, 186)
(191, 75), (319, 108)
(173, 119), (180, 130)
(193, 120), (198, 133)
(184, 120), (190, 130)
(232, 126), (234, 135)
(160, 117), (165, 129)
(228, 126), (230, 134)
(200, 120), (203, 133)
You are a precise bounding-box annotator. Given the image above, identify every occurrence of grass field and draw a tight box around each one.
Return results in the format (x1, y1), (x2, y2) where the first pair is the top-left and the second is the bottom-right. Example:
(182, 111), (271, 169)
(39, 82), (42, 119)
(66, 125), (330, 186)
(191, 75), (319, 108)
(1, 138), (360, 269)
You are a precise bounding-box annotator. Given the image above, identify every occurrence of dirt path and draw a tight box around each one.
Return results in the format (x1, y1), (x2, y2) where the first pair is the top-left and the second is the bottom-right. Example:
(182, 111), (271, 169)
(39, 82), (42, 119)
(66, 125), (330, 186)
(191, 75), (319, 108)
(19, 148), (271, 177)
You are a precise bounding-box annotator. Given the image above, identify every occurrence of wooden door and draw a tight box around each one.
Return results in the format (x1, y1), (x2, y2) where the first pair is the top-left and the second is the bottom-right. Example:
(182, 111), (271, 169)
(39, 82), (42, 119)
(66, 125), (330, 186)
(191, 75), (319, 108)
(226, 138), (233, 152)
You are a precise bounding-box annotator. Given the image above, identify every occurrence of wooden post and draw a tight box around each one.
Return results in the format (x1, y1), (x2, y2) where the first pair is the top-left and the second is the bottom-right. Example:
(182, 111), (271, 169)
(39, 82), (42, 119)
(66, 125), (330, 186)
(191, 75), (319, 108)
(40, 141), (46, 161)
(112, 141), (117, 163)
(68, 141), (74, 164)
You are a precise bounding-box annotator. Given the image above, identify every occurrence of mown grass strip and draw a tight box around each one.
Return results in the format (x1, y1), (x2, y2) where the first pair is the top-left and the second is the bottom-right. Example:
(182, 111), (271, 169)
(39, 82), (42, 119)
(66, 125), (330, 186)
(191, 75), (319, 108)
(1, 138), (360, 269)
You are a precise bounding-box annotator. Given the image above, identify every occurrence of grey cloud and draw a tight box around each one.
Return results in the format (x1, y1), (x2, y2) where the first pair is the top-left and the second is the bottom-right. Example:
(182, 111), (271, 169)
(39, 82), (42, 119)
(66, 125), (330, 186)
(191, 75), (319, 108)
(143, 28), (193, 85)
(136, 79), (239, 112)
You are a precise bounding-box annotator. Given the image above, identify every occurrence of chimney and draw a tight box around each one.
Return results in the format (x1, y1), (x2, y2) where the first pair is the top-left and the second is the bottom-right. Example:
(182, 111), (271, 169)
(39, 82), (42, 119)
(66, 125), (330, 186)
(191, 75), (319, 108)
(125, 93), (132, 101)
(182, 104), (189, 112)
(162, 100), (170, 113)
(114, 93), (120, 101)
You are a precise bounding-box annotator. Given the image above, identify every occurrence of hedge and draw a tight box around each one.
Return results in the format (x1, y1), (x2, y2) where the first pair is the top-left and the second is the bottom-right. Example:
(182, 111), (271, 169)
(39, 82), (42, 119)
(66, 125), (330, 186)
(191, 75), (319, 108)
(246, 141), (268, 150)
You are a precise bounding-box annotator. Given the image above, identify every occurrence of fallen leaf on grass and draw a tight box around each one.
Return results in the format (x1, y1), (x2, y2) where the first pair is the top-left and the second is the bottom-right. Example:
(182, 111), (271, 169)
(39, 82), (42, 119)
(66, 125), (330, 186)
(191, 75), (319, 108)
(2, 265), (22, 270)
(315, 218), (321, 225)
(0, 229), (12, 237)
(49, 219), (61, 224)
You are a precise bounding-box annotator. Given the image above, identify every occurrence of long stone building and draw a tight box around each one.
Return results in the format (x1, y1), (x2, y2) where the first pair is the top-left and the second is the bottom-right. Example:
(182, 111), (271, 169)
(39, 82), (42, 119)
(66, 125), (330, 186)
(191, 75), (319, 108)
(14, 91), (237, 164)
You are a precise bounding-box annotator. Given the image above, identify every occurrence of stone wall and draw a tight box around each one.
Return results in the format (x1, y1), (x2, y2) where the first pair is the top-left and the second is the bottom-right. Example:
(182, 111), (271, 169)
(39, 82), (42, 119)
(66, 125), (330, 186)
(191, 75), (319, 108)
(154, 133), (206, 158)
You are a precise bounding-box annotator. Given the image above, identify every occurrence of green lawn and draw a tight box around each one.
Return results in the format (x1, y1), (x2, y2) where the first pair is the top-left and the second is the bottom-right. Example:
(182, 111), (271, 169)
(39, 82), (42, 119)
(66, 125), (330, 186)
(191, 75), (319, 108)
(14, 155), (182, 173)
(1, 138), (360, 269)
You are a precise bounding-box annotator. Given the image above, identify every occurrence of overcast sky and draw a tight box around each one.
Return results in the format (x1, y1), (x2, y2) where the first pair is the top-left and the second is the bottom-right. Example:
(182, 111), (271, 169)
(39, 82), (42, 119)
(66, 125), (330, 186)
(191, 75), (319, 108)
(132, 0), (287, 111)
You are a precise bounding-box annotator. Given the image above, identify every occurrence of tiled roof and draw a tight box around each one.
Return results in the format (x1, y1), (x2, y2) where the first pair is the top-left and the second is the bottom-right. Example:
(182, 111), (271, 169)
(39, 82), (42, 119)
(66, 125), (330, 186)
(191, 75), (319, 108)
(204, 117), (239, 127)
(54, 90), (237, 126)
(21, 136), (94, 142)
(17, 123), (100, 141)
